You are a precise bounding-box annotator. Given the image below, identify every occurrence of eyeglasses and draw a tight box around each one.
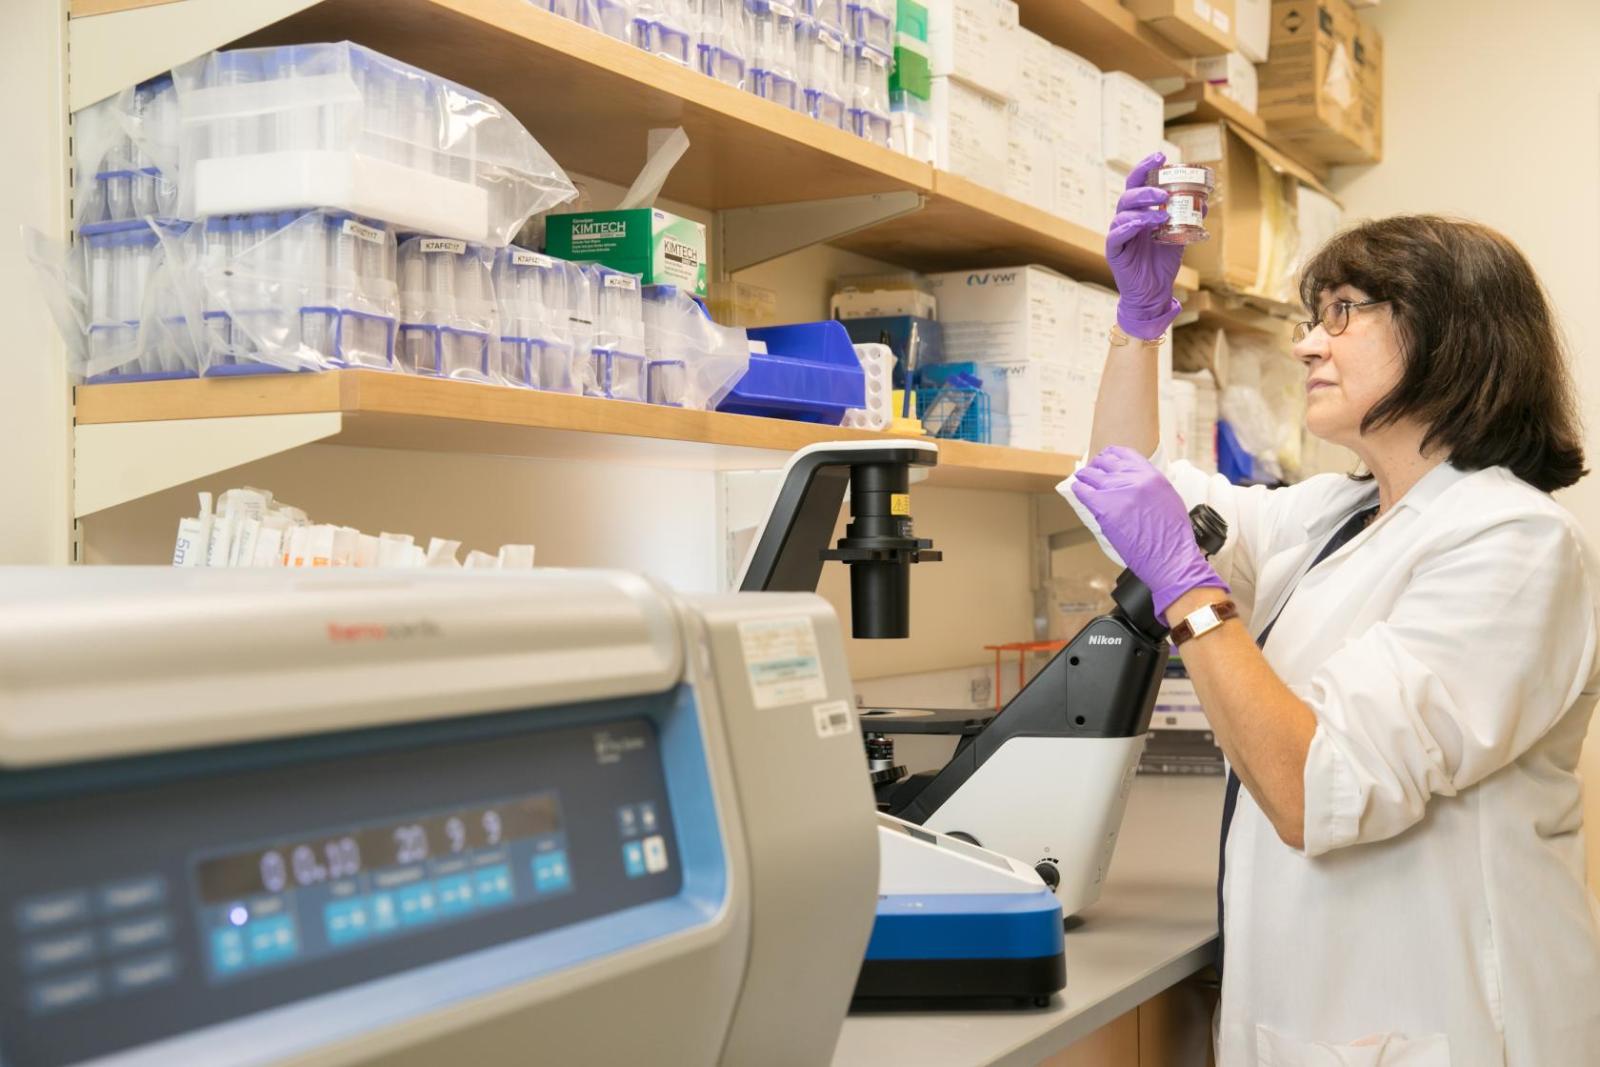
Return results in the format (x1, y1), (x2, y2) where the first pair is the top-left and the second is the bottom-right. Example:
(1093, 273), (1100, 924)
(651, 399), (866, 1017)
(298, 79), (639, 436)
(1293, 299), (1389, 343)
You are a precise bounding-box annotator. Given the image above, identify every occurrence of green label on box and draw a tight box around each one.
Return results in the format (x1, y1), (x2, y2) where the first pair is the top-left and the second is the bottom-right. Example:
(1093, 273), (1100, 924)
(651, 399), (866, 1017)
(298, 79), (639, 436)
(546, 208), (707, 296)
(890, 43), (931, 100)
(896, 0), (928, 41)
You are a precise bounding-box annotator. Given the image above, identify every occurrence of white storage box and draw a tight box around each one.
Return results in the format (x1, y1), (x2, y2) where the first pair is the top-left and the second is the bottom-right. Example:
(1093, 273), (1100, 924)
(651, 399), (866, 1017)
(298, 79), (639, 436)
(969, 360), (1077, 452)
(1103, 163), (1130, 231)
(1005, 110), (1058, 210)
(1015, 29), (1063, 118)
(1055, 47), (1104, 156)
(927, 0), (1020, 99)
(1235, 0), (1271, 62)
(1196, 51), (1258, 114)
(931, 76), (1011, 187)
(173, 43), (576, 245)
(927, 266), (1080, 366)
(1101, 71), (1164, 170)
(1052, 145), (1105, 230)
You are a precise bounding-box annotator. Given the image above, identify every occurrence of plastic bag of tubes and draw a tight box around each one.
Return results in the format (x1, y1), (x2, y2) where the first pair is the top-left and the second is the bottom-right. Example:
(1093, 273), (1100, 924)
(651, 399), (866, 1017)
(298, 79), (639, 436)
(174, 487), (536, 571)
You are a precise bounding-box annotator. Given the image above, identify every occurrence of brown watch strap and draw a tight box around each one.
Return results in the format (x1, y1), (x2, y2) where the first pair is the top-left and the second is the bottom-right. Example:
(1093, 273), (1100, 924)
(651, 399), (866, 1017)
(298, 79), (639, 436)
(1170, 599), (1239, 646)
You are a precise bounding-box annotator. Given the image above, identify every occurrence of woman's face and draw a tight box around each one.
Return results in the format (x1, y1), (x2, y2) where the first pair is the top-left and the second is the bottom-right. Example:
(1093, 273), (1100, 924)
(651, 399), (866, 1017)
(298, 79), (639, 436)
(1294, 284), (1408, 448)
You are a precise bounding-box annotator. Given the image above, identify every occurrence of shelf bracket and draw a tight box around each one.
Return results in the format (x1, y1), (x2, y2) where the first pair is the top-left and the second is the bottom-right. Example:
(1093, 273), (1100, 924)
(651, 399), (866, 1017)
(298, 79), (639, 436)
(716, 190), (925, 276)
(74, 411), (343, 517)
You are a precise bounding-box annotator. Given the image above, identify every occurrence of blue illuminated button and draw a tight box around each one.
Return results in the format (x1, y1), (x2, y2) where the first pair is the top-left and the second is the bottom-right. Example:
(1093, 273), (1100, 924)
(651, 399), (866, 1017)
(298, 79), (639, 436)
(246, 915), (298, 964)
(532, 851), (572, 893)
(27, 969), (101, 1015)
(15, 890), (92, 932)
(622, 842), (646, 879)
(98, 876), (167, 916)
(436, 875), (475, 917)
(473, 865), (513, 908)
(103, 914), (173, 955)
(324, 898), (372, 946)
(369, 893), (399, 933)
(617, 806), (639, 837)
(110, 951), (179, 995)
(397, 883), (439, 926)
(21, 930), (96, 973)
(210, 928), (247, 976)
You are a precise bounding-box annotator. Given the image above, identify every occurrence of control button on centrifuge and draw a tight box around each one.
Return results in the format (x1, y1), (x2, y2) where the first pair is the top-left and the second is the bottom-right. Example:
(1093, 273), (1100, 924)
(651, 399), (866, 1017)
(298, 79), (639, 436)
(98, 876), (167, 916)
(27, 969), (102, 1015)
(622, 842), (647, 879)
(21, 930), (96, 973)
(110, 951), (178, 995)
(532, 851), (571, 893)
(16, 890), (92, 932)
(103, 914), (173, 954)
(616, 806), (639, 837)
(642, 836), (669, 875)
(638, 803), (658, 833)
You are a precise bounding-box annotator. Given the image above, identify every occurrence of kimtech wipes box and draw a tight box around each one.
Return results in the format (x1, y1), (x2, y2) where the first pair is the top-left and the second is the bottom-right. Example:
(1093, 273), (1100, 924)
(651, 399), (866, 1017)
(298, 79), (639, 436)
(546, 208), (708, 296)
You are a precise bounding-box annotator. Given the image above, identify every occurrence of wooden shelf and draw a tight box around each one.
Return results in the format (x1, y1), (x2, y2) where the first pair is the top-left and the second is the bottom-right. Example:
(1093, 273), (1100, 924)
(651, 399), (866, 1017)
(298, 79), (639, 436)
(840, 173), (1199, 291)
(1016, 0), (1193, 82)
(1185, 289), (1298, 339)
(1163, 83), (1334, 185)
(75, 373), (1079, 498)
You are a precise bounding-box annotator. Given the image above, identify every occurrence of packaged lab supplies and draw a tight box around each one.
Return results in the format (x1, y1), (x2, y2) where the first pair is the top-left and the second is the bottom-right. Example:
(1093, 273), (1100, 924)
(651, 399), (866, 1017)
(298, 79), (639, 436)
(1053, 47), (1104, 157)
(939, 360), (1077, 452)
(697, 0), (754, 87)
(634, 0), (699, 65)
(1195, 51), (1258, 114)
(800, 19), (851, 129)
(75, 74), (182, 230)
(77, 219), (196, 382)
(582, 265), (649, 401)
(201, 211), (400, 376)
(170, 43), (577, 245)
(832, 274), (938, 320)
(1235, 0), (1271, 62)
(640, 284), (750, 408)
(1124, 0), (1236, 56)
(926, 266), (1079, 367)
(1005, 111), (1057, 211)
(749, 0), (804, 110)
(397, 236), (498, 381)
(848, 42), (894, 146)
(1101, 72), (1164, 170)
(926, 0), (1020, 100)
(546, 208), (709, 297)
(492, 247), (582, 391)
(930, 77), (1009, 188)
(1256, 0), (1380, 163)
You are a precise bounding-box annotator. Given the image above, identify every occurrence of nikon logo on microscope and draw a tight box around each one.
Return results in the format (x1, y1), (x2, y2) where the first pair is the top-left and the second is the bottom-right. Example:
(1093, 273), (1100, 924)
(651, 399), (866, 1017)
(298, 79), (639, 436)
(1087, 634), (1123, 646)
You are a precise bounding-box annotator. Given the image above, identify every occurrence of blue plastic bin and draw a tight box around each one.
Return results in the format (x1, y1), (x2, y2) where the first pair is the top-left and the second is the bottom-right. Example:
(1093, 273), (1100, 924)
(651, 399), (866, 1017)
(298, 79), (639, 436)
(724, 320), (865, 424)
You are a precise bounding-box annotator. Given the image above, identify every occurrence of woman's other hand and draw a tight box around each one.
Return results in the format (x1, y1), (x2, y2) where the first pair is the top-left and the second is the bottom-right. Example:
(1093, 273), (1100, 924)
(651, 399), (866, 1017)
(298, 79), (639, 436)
(1107, 153), (1184, 340)
(1071, 446), (1229, 622)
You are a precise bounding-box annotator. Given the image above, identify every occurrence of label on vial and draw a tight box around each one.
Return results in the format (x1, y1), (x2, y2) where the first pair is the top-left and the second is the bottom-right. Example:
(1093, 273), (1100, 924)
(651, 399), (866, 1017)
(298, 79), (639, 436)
(770, 0), (795, 19)
(1158, 166), (1210, 186)
(420, 238), (467, 255)
(739, 617), (827, 710)
(512, 250), (554, 268)
(1168, 194), (1202, 227)
(821, 29), (842, 52)
(603, 273), (638, 290)
(342, 220), (385, 245)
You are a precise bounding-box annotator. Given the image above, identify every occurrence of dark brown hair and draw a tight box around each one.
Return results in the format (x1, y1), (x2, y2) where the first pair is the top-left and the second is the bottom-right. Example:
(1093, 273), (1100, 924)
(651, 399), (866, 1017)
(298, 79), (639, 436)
(1298, 215), (1585, 492)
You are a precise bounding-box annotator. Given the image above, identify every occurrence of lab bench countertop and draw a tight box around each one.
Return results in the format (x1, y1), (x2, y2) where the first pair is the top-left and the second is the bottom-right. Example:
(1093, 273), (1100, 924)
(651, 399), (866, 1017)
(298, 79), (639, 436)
(833, 774), (1225, 1067)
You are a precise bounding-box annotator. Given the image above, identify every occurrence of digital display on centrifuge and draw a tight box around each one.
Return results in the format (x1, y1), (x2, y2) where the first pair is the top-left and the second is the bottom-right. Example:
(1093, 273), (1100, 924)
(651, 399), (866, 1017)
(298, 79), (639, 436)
(195, 793), (561, 903)
(0, 704), (684, 1067)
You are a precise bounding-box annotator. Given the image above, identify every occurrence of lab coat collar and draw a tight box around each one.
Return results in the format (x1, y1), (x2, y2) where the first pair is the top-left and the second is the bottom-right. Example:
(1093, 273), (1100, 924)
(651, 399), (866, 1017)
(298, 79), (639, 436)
(1299, 461), (1465, 538)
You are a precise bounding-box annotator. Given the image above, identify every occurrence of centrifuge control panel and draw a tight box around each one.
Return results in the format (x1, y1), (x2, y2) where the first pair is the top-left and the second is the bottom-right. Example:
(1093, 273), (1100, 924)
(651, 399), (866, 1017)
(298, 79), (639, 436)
(0, 710), (682, 1067)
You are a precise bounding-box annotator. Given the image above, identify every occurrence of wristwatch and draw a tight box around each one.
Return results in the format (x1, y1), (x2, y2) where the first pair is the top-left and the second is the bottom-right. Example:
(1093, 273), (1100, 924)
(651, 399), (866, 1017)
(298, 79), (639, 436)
(1109, 324), (1167, 348)
(1170, 599), (1239, 646)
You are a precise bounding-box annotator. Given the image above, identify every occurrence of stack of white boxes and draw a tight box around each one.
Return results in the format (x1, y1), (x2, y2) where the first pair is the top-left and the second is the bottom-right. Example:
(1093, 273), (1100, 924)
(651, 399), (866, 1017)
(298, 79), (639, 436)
(928, 0), (1018, 185)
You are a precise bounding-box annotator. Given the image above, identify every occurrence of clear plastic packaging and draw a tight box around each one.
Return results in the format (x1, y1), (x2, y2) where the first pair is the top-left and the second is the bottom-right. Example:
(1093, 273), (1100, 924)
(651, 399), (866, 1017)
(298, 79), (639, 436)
(170, 43), (577, 245)
(492, 247), (581, 392)
(197, 210), (399, 375)
(845, 0), (893, 54)
(634, 0), (698, 64)
(1146, 164), (1217, 245)
(802, 0), (847, 36)
(397, 236), (498, 381)
(583, 266), (649, 401)
(749, 0), (802, 111)
(696, 0), (751, 88)
(800, 19), (849, 128)
(890, 92), (935, 163)
(847, 43), (892, 146)
(81, 218), (197, 381)
(76, 75), (183, 228)
(641, 284), (751, 409)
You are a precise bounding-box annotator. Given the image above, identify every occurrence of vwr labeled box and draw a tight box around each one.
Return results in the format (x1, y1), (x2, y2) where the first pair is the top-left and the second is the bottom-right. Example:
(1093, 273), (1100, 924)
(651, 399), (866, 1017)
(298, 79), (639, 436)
(546, 208), (708, 296)
(926, 266), (1080, 366)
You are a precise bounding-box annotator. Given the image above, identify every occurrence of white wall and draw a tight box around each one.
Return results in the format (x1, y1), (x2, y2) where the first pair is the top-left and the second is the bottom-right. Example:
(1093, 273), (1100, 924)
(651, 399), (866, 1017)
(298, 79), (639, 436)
(0, 0), (71, 563)
(1329, 0), (1600, 888)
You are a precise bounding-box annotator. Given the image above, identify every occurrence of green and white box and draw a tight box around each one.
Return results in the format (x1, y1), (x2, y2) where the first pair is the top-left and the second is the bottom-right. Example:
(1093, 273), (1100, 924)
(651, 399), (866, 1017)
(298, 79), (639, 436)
(545, 208), (708, 296)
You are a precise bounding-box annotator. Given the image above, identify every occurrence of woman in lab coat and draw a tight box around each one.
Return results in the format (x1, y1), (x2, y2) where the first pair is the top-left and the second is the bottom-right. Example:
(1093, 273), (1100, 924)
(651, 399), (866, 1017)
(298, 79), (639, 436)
(1066, 154), (1600, 1066)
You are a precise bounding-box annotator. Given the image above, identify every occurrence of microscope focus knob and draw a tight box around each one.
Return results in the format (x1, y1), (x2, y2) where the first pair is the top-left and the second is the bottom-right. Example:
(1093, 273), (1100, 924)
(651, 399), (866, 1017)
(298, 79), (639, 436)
(1034, 862), (1061, 892)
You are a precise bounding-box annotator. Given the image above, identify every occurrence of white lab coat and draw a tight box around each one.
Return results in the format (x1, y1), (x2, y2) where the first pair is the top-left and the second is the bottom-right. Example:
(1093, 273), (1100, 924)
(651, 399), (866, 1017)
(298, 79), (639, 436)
(1061, 458), (1600, 1066)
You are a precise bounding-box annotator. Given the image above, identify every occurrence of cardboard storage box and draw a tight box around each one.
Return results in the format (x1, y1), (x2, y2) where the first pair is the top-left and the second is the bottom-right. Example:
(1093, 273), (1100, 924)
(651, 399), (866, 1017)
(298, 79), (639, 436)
(1256, 0), (1381, 163)
(1164, 120), (1335, 297)
(926, 266), (1080, 366)
(1124, 0), (1236, 56)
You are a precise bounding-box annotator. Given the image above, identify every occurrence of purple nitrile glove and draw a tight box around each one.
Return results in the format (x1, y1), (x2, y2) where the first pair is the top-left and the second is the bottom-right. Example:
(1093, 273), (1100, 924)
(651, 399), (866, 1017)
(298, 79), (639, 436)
(1070, 446), (1229, 623)
(1107, 153), (1184, 340)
